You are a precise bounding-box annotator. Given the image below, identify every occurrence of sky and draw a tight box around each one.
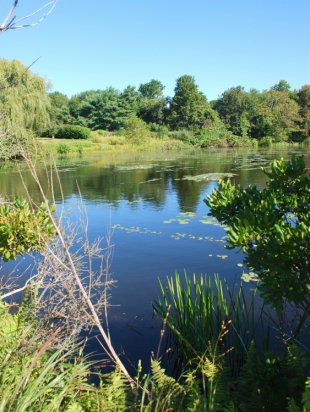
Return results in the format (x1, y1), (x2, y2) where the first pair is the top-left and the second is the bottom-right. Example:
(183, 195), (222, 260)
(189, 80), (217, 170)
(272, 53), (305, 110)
(0, 0), (309, 100)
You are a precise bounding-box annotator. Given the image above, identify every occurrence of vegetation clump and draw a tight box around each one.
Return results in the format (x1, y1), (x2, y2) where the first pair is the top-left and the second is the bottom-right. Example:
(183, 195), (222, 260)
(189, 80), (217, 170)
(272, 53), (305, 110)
(206, 156), (310, 312)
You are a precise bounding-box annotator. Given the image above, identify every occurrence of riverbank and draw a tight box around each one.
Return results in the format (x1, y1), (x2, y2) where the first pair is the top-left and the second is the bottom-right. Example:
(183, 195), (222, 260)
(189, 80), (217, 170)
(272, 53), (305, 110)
(38, 134), (193, 156)
(38, 133), (309, 158)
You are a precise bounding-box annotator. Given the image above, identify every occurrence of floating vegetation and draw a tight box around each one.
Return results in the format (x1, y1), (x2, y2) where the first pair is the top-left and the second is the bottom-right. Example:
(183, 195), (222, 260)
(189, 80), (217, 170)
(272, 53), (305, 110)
(237, 263), (244, 267)
(170, 232), (223, 242)
(216, 254), (228, 259)
(117, 164), (157, 171)
(178, 220), (189, 224)
(241, 272), (259, 283)
(179, 172), (236, 182)
(145, 178), (161, 183)
(163, 212), (196, 225)
(113, 219), (225, 244)
(112, 224), (162, 235)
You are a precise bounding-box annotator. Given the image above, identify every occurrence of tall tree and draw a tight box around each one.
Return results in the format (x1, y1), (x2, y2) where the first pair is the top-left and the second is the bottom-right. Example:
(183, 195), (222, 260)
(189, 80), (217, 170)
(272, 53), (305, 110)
(0, 59), (50, 159)
(213, 86), (251, 137)
(138, 79), (165, 99)
(49, 91), (71, 125)
(297, 85), (310, 139)
(271, 80), (291, 92)
(168, 75), (214, 130)
(138, 79), (167, 125)
(248, 89), (301, 141)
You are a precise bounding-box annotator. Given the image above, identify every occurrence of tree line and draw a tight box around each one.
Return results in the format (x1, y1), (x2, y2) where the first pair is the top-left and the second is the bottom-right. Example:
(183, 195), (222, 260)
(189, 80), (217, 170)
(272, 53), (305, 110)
(49, 75), (310, 146)
(1, 59), (310, 157)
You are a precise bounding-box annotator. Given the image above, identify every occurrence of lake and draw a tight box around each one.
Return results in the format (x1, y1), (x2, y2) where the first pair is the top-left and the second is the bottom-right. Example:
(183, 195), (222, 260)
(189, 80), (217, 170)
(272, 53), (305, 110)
(1, 146), (309, 369)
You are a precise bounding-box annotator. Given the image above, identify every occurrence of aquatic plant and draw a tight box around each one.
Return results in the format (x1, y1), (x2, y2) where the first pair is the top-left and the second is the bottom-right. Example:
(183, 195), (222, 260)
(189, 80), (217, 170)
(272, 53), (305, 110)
(154, 272), (267, 375)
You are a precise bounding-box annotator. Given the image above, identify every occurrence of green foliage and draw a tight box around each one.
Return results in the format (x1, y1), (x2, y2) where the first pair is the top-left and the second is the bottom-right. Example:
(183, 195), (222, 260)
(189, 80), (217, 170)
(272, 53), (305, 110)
(149, 123), (169, 139)
(213, 86), (251, 137)
(54, 124), (91, 140)
(124, 116), (150, 144)
(0, 59), (51, 159)
(57, 143), (70, 155)
(297, 85), (310, 140)
(197, 116), (235, 147)
(154, 273), (266, 375)
(0, 301), (98, 412)
(139, 79), (165, 99)
(248, 89), (301, 141)
(0, 198), (55, 261)
(68, 87), (140, 131)
(272, 80), (291, 92)
(48, 91), (71, 126)
(138, 79), (167, 125)
(205, 156), (310, 311)
(169, 129), (198, 145)
(238, 344), (307, 411)
(168, 75), (216, 130)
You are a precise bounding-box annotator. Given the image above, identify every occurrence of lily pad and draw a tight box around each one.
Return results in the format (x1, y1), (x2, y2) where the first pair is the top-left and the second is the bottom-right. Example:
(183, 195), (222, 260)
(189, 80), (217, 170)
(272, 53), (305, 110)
(181, 173), (236, 182)
(241, 272), (259, 283)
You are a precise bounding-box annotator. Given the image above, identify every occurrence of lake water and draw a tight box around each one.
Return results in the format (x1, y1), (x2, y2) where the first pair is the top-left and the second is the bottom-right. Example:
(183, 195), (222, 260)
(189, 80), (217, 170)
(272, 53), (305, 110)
(1, 146), (309, 368)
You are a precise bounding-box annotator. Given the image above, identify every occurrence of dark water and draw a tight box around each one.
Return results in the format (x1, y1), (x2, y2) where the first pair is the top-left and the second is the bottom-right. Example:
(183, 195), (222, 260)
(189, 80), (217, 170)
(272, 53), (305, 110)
(1, 147), (309, 368)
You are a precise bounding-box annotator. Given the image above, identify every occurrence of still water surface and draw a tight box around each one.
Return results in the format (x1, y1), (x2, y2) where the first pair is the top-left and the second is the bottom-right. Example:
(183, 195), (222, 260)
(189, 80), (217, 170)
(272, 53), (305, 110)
(1, 147), (309, 367)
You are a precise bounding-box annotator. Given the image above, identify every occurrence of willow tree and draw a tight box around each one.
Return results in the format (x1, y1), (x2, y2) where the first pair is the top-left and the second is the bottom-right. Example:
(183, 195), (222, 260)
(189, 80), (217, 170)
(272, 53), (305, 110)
(0, 59), (50, 159)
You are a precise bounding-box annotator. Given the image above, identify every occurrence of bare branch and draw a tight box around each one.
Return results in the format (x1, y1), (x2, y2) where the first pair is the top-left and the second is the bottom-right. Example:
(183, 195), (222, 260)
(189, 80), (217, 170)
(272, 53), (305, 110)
(0, 0), (58, 33)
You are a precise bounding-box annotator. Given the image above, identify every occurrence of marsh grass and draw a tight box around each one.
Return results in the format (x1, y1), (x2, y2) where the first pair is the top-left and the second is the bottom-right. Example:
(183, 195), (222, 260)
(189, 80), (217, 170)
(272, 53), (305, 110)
(38, 135), (192, 157)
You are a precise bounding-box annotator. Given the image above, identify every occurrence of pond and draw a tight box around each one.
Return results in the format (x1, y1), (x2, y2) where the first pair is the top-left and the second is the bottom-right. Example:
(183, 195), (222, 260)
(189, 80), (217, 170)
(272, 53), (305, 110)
(1, 146), (309, 369)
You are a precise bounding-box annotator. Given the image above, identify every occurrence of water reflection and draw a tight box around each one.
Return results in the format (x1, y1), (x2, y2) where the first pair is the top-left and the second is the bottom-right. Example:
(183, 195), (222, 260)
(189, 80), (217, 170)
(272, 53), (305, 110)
(1, 147), (309, 368)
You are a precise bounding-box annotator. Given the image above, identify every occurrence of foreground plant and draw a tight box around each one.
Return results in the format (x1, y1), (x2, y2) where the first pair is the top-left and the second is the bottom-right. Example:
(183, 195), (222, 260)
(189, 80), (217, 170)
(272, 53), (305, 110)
(154, 272), (309, 411)
(205, 156), (310, 313)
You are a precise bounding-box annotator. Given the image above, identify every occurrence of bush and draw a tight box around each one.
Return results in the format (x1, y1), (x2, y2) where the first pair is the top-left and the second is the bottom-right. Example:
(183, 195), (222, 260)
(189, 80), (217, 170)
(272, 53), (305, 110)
(149, 123), (169, 139)
(125, 116), (150, 144)
(54, 125), (91, 140)
(169, 129), (197, 145)
(57, 143), (70, 154)
(258, 136), (273, 147)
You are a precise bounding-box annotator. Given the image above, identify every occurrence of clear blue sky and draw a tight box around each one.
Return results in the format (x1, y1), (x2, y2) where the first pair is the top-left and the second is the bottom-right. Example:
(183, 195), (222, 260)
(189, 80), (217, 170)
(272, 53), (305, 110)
(1, 0), (309, 100)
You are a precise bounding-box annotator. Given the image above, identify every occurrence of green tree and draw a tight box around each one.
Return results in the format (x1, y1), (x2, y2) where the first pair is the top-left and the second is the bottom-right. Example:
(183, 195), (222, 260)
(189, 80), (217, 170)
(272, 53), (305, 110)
(205, 156), (310, 313)
(248, 89), (301, 141)
(138, 79), (165, 99)
(271, 80), (291, 92)
(297, 85), (310, 140)
(213, 86), (251, 137)
(168, 75), (215, 130)
(0, 59), (50, 159)
(69, 87), (140, 131)
(48, 91), (71, 126)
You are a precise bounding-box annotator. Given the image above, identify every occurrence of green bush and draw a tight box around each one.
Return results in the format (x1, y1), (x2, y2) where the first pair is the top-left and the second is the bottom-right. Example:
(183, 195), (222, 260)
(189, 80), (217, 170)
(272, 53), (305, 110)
(169, 129), (198, 145)
(57, 143), (70, 155)
(54, 125), (91, 140)
(149, 123), (169, 139)
(125, 116), (150, 144)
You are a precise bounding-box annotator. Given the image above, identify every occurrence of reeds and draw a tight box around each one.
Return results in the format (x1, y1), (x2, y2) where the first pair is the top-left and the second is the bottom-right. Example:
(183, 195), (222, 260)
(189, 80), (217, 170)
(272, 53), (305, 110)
(154, 272), (268, 374)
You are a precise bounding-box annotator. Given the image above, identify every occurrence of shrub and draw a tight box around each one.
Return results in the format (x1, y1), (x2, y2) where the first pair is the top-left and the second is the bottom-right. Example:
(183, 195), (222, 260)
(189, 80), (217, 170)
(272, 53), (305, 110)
(57, 143), (70, 155)
(169, 129), (197, 145)
(125, 116), (150, 144)
(54, 125), (91, 140)
(149, 123), (169, 139)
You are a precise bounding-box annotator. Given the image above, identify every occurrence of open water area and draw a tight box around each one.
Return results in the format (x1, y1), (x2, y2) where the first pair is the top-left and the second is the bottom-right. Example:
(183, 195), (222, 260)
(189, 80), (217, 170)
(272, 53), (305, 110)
(1, 146), (309, 369)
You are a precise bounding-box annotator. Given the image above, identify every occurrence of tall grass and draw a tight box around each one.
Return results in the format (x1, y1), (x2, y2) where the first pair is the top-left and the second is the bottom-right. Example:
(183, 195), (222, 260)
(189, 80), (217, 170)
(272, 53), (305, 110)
(153, 272), (269, 375)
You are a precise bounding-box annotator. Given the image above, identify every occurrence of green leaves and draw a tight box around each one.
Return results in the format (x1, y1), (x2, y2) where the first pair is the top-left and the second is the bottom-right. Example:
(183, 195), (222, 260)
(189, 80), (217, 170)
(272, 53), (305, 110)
(0, 198), (55, 261)
(205, 156), (310, 311)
